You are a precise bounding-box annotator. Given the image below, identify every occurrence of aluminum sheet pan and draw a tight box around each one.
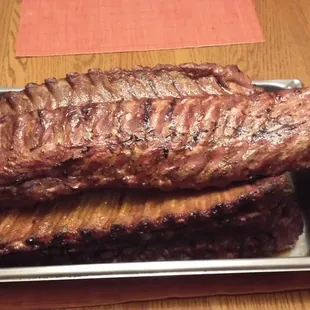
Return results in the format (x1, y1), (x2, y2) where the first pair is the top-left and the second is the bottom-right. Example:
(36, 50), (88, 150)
(0, 79), (308, 283)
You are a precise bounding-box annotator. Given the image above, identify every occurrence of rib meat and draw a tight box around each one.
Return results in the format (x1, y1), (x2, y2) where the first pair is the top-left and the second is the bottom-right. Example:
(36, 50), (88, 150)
(0, 63), (259, 117)
(0, 175), (302, 266)
(0, 88), (309, 207)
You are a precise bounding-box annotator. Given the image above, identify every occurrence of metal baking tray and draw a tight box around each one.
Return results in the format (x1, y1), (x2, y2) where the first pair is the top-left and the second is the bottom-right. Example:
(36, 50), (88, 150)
(0, 79), (309, 283)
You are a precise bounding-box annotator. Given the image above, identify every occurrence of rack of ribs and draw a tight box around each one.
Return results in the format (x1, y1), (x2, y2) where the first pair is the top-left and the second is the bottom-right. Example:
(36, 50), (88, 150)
(0, 63), (304, 267)
(0, 175), (302, 266)
(0, 87), (309, 207)
(0, 63), (260, 117)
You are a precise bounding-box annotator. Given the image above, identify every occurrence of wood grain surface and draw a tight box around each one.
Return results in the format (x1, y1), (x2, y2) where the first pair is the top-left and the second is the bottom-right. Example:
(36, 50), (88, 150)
(0, 0), (309, 87)
(0, 0), (310, 309)
(62, 291), (310, 310)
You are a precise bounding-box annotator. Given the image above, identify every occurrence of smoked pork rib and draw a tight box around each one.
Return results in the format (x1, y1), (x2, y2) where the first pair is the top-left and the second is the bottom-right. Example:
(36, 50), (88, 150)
(0, 63), (259, 118)
(0, 175), (303, 266)
(0, 207), (301, 266)
(0, 88), (309, 207)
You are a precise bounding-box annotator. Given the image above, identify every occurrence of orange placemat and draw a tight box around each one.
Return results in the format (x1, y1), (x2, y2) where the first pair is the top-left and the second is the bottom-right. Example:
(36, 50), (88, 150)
(16, 0), (264, 57)
(0, 272), (310, 309)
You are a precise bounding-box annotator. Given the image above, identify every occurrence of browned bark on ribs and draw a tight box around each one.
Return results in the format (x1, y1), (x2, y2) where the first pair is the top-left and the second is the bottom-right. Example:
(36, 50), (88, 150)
(0, 205), (302, 266)
(0, 175), (303, 266)
(0, 63), (259, 117)
(0, 88), (309, 207)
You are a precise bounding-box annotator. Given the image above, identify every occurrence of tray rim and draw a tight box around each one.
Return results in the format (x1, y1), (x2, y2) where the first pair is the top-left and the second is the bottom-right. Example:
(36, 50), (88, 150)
(0, 257), (310, 283)
(0, 78), (306, 283)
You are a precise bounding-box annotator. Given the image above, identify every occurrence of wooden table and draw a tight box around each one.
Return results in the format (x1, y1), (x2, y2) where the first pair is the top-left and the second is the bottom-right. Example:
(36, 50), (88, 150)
(0, 0), (310, 309)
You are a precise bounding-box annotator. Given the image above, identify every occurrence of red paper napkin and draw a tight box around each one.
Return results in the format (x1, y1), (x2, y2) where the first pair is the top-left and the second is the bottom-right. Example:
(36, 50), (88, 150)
(16, 0), (264, 57)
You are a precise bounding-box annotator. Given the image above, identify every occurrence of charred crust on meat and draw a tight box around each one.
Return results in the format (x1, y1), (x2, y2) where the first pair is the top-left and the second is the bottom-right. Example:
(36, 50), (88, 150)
(80, 229), (92, 241)
(258, 126), (266, 134)
(29, 145), (39, 152)
(136, 221), (151, 232)
(189, 211), (199, 220)
(44, 77), (57, 84)
(219, 218), (232, 226)
(210, 204), (226, 217)
(192, 131), (200, 142)
(25, 238), (37, 246)
(82, 146), (92, 154)
(0, 204), (303, 267)
(66, 72), (80, 84)
(81, 106), (92, 117)
(163, 147), (169, 158)
(62, 168), (68, 177)
(37, 109), (45, 125)
(132, 134), (143, 142)
(275, 94), (282, 102)
(163, 214), (176, 225)
(87, 68), (101, 75)
(110, 225), (126, 237)
(165, 98), (177, 121)
(144, 99), (152, 129)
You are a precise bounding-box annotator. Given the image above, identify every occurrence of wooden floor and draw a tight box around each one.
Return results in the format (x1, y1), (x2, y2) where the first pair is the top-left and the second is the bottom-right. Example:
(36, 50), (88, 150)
(0, 0), (310, 309)
(74, 291), (310, 310)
